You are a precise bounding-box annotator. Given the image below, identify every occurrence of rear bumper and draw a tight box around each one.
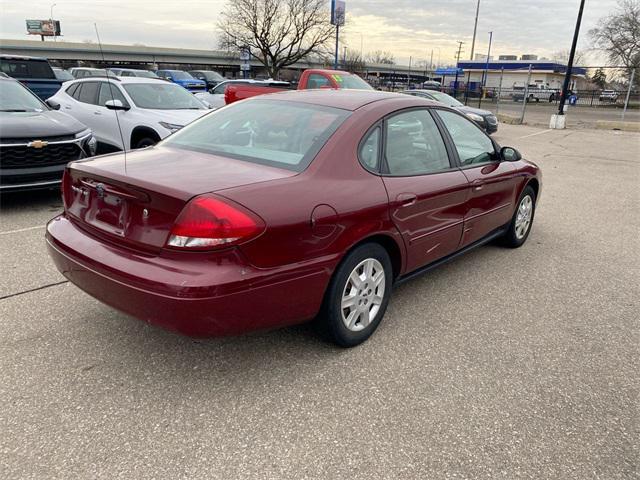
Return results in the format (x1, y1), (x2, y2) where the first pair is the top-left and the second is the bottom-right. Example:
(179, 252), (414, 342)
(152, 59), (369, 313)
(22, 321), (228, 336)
(46, 214), (335, 337)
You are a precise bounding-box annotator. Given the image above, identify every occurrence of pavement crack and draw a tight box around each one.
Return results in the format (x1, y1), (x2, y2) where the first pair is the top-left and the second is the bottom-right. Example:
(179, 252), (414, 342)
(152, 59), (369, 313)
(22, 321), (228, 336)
(0, 280), (69, 301)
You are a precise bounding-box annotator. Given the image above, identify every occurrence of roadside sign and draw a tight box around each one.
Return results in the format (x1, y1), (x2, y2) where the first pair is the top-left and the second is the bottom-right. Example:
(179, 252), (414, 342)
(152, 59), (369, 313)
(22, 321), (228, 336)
(26, 19), (61, 36)
(331, 0), (346, 26)
(239, 47), (251, 62)
(240, 64), (251, 71)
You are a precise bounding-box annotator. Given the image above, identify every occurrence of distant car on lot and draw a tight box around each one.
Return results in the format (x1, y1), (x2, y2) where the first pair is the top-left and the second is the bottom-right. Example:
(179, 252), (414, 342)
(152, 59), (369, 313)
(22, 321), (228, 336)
(195, 79), (291, 109)
(0, 54), (62, 101)
(52, 67), (75, 82)
(188, 70), (225, 90)
(69, 67), (113, 79)
(155, 70), (207, 92)
(0, 75), (96, 191)
(512, 84), (558, 102)
(599, 90), (619, 102)
(46, 76), (210, 151)
(422, 80), (441, 90)
(403, 89), (498, 134)
(46, 90), (541, 346)
(110, 68), (160, 79)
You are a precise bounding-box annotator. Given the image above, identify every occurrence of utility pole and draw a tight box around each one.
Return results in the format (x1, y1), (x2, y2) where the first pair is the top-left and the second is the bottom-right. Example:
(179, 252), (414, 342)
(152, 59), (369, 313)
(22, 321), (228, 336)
(557, 0), (585, 116)
(454, 41), (464, 97)
(470, 0), (480, 59)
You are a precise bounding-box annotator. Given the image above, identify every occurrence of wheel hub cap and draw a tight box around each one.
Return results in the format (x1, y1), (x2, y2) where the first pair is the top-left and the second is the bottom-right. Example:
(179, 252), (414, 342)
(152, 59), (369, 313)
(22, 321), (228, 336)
(341, 258), (385, 332)
(515, 195), (533, 240)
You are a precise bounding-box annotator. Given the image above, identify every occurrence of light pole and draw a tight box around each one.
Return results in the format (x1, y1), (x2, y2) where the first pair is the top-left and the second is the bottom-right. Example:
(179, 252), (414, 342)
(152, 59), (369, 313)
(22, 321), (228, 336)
(557, 0), (586, 116)
(50, 3), (57, 42)
(470, 0), (481, 60)
(482, 31), (493, 86)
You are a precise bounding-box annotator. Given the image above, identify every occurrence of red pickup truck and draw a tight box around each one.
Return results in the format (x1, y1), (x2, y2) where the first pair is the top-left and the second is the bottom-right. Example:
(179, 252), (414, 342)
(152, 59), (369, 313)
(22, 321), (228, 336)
(224, 69), (373, 105)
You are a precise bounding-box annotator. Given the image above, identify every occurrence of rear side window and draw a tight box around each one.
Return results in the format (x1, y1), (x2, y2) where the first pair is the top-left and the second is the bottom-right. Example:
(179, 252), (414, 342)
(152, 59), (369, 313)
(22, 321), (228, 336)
(164, 99), (350, 172)
(384, 109), (450, 176)
(307, 74), (331, 89)
(359, 127), (381, 171)
(65, 83), (80, 97)
(77, 82), (100, 104)
(0, 59), (55, 79)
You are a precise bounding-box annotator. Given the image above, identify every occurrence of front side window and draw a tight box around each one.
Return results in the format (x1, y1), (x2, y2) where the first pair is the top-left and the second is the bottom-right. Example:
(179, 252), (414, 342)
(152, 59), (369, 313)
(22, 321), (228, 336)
(436, 110), (496, 166)
(123, 83), (205, 110)
(0, 59), (55, 79)
(212, 82), (230, 94)
(384, 109), (450, 176)
(98, 82), (128, 107)
(164, 99), (350, 172)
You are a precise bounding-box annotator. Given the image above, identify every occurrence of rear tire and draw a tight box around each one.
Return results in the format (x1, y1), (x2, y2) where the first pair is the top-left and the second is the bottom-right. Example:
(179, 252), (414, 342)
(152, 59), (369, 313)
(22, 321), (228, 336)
(501, 186), (536, 248)
(320, 243), (392, 347)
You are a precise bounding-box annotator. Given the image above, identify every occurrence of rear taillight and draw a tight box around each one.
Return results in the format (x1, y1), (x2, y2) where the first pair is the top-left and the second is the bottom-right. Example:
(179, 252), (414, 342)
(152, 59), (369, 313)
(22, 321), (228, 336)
(167, 195), (265, 250)
(61, 168), (72, 210)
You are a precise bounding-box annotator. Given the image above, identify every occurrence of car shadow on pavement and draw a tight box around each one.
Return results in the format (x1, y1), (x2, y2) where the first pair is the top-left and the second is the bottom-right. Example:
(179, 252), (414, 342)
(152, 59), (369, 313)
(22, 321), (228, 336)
(0, 188), (63, 212)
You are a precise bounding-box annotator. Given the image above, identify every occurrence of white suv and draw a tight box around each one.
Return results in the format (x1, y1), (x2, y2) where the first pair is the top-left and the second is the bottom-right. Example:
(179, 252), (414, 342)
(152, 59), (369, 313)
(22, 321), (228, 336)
(46, 76), (210, 151)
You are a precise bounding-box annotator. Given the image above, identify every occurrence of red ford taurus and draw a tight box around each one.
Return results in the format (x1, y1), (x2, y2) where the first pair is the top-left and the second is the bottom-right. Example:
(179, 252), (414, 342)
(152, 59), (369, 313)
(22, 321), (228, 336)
(46, 90), (541, 346)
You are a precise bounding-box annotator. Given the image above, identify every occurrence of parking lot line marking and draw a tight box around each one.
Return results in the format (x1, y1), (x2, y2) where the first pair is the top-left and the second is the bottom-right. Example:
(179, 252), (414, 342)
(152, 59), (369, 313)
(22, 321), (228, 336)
(0, 225), (45, 236)
(519, 129), (553, 139)
(0, 280), (69, 301)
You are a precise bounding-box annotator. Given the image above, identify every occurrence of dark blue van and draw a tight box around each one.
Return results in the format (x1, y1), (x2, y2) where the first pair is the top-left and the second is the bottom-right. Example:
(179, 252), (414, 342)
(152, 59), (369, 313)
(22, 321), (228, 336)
(0, 55), (62, 100)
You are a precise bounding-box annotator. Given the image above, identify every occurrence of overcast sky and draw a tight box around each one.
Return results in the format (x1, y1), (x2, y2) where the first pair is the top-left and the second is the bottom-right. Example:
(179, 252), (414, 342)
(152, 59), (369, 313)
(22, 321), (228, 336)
(0, 0), (615, 65)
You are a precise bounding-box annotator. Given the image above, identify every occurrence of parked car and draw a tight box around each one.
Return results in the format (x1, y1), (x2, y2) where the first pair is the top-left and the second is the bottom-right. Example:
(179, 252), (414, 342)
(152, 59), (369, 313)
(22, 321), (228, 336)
(46, 76), (210, 151)
(403, 89), (498, 134)
(512, 84), (558, 102)
(0, 55), (62, 101)
(195, 79), (291, 109)
(599, 90), (619, 102)
(69, 67), (113, 79)
(110, 68), (160, 79)
(46, 90), (541, 346)
(224, 69), (373, 105)
(188, 70), (225, 90)
(0, 75), (96, 191)
(422, 80), (441, 90)
(155, 70), (206, 92)
(52, 67), (75, 82)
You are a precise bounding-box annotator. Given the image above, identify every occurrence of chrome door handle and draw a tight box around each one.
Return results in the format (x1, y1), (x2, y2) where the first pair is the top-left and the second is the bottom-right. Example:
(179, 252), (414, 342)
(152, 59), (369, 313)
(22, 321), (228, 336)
(471, 179), (485, 191)
(397, 193), (418, 207)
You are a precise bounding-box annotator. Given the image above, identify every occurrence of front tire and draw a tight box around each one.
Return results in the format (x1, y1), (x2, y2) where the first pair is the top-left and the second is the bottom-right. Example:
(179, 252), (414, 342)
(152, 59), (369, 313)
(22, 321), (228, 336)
(502, 186), (536, 248)
(134, 137), (158, 149)
(320, 243), (392, 347)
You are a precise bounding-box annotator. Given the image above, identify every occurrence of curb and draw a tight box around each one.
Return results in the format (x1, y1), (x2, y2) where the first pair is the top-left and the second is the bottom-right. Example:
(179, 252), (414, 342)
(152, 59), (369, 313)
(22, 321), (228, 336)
(595, 121), (640, 132)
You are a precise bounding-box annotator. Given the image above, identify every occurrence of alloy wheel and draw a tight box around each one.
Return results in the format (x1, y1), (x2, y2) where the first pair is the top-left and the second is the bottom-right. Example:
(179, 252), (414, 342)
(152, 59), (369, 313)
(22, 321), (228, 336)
(515, 195), (533, 239)
(340, 258), (386, 332)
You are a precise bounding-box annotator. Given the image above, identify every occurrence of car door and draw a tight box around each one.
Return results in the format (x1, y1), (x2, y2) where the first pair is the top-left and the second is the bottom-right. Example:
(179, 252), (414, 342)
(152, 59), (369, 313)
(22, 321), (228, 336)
(376, 108), (470, 273)
(63, 81), (100, 131)
(94, 81), (130, 149)
(435, 109), (518, 247)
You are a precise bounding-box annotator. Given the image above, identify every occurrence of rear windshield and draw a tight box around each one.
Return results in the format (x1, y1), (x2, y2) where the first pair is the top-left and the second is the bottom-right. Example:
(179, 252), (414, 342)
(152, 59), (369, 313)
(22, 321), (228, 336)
(332, 74), (373, 90)
(0, 59), (55, 79)
(164, 99), (350, 172)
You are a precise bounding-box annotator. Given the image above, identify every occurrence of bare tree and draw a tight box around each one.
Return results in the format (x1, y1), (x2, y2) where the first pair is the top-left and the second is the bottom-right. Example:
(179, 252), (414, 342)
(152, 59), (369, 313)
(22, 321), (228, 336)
(589, 0), (640, 84)
(367, 50), (395, 65)
(218, 0), (334, 79)
(342, 48), (365, 72)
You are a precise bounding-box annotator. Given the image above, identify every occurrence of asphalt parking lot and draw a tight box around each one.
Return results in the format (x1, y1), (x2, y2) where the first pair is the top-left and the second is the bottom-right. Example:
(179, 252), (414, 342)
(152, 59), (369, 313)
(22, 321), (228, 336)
(1, 124), (638, 479)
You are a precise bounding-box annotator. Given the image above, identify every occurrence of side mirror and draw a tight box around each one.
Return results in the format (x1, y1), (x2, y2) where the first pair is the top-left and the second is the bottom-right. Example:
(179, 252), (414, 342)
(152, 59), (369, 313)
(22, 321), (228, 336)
(501, 146), (522, 162)
(105, 99), (129, 111)
(46, 99), (61, 110)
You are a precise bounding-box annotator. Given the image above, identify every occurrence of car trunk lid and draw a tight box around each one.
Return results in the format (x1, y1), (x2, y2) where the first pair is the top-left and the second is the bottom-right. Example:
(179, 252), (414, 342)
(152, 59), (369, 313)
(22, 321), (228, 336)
(65, 145), (296, 250)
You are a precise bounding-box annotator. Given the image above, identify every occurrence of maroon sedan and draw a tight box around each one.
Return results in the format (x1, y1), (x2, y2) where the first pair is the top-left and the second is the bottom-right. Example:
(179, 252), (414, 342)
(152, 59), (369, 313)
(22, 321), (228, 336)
(46, 90), (541, 346)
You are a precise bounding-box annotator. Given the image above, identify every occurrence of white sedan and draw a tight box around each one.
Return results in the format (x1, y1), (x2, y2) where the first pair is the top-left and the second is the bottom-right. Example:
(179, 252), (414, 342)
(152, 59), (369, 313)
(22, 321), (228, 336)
(47, 77), (211, 151)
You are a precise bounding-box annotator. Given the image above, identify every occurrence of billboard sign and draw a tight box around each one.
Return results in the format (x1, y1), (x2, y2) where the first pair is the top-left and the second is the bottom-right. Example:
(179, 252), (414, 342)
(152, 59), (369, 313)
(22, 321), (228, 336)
(26, 19), (61, 36)
(331, 0), (346, 26)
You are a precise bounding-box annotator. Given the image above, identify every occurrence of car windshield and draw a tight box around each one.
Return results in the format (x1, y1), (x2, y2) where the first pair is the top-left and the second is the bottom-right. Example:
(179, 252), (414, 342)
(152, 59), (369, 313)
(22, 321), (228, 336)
(0, 80), (45, 111)
(164, 99), (350, 172)
(86, 69), (110, 77)
(54, 69), (74, 81)
(123, 83), (206, 110)
(197, 71), (224, 81)
(170, 71), (195, 80)
(332, 73), (373, 90)
(426, 91), (463, 107)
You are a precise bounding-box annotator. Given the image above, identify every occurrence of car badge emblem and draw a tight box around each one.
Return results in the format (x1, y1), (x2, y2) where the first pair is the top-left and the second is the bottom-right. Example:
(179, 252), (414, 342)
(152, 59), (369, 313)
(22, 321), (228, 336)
(142, 208), (149, 219)
(28, 140), (48, 149)
(95, 183), (105, 199)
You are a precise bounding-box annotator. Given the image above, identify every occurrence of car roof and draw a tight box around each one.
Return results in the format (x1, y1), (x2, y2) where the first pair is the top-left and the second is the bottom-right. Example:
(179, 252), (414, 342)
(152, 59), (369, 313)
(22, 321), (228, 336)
(257, 89), (439, 111)
(0, 54), (49, 61)
(72, 76), (168, 84)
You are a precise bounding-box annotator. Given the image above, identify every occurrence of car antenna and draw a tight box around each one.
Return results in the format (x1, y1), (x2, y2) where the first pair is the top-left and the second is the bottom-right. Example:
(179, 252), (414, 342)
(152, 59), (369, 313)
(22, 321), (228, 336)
(94, 23), (127, 173)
